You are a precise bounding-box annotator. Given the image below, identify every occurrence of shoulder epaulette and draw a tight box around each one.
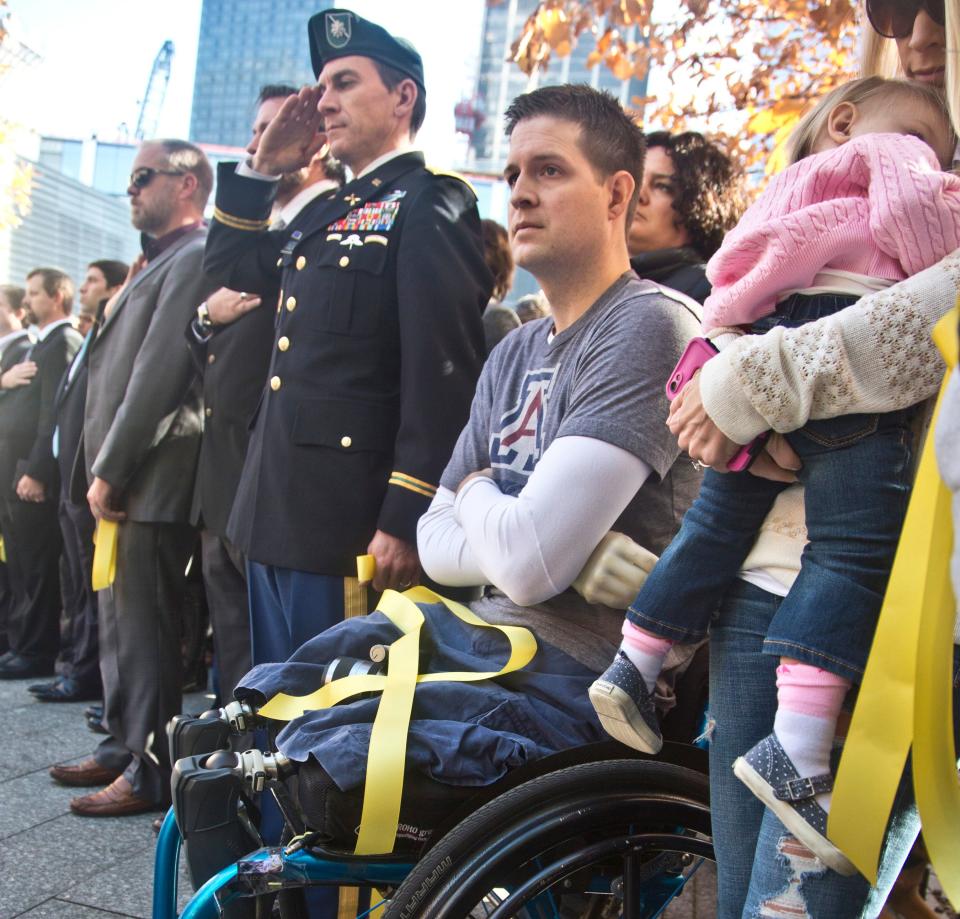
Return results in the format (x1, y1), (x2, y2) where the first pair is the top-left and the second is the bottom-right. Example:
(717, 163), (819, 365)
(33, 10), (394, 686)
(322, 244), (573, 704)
(425, 166), (478, 199)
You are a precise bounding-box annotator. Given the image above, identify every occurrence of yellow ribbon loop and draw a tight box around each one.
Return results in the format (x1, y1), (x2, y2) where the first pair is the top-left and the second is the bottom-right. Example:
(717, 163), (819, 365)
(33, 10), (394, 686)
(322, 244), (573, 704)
(258, 584), (537, 855)
(0, 535), (5, 564)
(91, 519), (118, 591)
(830, 303), (959, 901)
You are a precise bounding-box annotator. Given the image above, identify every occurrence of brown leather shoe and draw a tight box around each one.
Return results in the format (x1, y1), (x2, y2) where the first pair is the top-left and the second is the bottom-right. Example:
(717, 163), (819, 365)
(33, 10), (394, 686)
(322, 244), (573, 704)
(69, 775), (157, 817)
(50, 758), (123, 788)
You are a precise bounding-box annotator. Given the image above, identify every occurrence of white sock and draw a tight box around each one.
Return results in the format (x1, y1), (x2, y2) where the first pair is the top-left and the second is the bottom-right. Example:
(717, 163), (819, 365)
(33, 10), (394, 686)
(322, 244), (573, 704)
(773, 708), (835, 811)
(618, 639), (671, 694)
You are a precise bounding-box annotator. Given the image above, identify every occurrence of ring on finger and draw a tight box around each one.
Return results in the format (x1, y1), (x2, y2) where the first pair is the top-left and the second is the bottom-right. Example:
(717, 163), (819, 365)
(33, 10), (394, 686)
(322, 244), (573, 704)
(239, 291), (248, 301)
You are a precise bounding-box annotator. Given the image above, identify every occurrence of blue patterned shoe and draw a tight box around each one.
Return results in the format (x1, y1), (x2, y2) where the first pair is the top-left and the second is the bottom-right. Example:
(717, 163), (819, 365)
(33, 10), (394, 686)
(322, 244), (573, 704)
(733, 733), (856, 876)
(588, 652), (663, 754)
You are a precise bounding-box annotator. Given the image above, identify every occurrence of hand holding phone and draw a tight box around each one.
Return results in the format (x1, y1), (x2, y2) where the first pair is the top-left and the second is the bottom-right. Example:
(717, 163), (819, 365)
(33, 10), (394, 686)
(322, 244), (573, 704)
(665, 337), (770, 472)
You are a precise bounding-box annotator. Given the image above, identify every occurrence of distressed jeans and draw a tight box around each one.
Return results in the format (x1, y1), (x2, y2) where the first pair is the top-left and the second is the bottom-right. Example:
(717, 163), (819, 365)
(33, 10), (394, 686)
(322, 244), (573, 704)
(710, 580), (960, 919)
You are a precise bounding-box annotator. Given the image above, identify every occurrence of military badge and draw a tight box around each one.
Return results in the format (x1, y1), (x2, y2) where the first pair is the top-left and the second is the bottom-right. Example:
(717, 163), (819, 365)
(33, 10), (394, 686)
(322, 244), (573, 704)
(380, 189), (407, 203)
(328, 201), (400, 233)
(326, 12), (352, 49)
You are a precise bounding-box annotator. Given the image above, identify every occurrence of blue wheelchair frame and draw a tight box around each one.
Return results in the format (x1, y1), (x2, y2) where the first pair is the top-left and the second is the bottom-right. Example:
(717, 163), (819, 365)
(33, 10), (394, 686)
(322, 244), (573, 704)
(153, 733), (712, 919)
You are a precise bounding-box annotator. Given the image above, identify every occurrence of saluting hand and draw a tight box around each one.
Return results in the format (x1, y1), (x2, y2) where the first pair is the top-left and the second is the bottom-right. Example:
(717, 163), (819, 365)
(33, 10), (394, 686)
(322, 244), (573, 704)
(251, 85), (327, 176)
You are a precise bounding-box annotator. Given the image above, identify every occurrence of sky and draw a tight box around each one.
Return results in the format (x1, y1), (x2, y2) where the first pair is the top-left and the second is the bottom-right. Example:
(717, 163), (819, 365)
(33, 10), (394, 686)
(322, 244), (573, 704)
(4, 0), (488, 164)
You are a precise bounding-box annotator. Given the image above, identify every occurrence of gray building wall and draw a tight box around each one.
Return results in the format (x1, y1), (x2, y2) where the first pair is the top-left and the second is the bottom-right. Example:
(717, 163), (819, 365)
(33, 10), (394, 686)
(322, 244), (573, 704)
(472, 0), (648, 171)
(1, 160), (139, 290)
(190, 0), (333, 148)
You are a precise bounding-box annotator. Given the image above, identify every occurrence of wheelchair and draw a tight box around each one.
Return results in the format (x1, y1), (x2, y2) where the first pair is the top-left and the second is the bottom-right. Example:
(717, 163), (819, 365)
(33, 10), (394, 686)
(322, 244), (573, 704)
(155, 655), (713, 919)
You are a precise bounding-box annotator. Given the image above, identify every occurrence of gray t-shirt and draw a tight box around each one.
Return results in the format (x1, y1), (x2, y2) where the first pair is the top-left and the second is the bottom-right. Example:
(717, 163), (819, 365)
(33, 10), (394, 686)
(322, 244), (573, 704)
(441, 273), (702, 671)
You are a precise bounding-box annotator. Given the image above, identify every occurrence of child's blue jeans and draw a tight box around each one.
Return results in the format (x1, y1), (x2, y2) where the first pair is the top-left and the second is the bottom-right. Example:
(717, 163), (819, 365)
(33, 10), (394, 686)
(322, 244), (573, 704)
(627, 293), (918, 682)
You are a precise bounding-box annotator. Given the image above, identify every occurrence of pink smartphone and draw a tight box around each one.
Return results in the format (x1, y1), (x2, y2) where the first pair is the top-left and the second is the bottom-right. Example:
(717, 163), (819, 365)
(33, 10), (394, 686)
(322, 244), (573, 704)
(666, 337), (770, 473)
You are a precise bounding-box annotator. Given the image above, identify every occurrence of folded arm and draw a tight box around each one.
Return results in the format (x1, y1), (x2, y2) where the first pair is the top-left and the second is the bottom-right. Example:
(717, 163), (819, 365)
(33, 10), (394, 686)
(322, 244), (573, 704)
(446, 436), (650, 607)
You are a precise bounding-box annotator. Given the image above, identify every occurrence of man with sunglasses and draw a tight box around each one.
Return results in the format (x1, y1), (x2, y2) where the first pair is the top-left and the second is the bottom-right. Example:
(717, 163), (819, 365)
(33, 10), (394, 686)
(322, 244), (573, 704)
(203, 12), (490, 676)
(49, 139), (219, 818)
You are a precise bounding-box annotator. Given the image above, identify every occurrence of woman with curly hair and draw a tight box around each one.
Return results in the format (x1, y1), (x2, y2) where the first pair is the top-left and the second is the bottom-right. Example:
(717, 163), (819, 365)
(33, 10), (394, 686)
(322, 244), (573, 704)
(628, 131), (746, 304)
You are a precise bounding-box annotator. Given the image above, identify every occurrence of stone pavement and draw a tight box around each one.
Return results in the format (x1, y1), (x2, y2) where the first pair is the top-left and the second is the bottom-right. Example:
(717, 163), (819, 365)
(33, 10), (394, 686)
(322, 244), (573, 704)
(0, 677), (203, 919)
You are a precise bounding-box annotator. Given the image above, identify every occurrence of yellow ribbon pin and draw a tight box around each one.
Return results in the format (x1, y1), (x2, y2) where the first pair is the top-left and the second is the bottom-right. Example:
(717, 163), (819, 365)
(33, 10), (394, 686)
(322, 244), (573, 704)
(91, 519), (118, 591)
(830, 302), (959, 905)
(259, 584), (537, 855)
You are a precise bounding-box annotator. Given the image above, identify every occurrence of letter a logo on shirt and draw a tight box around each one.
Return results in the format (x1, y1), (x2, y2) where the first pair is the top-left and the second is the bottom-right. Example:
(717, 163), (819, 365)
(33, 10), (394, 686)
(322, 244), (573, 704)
(490, 368), (556, 474)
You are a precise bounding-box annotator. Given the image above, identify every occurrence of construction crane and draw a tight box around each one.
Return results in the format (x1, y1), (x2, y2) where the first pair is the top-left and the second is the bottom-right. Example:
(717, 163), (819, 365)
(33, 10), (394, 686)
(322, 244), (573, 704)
(135, 40), (175, 140)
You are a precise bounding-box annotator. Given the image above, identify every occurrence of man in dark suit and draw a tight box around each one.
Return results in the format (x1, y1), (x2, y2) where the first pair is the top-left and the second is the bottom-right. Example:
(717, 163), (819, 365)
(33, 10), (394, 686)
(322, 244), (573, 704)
(203, 10), (491, 681)
(0, 269), (82, 680)
(49, 140), (217, 817)
(0, 284), (31, 655)
(28, 260), (128, 702)
(188, 83), (343, 706)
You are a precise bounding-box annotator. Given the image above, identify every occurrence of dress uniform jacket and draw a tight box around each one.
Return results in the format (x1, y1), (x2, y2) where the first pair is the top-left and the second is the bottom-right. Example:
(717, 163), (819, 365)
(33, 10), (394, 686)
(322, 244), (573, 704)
(204, 153), (491, 575)
(188, 188), (338, 538)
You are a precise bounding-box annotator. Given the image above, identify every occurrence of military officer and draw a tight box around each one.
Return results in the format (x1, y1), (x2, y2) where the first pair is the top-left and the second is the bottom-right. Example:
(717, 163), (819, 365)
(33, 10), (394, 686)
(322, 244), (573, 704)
(203, 9), (491, 671)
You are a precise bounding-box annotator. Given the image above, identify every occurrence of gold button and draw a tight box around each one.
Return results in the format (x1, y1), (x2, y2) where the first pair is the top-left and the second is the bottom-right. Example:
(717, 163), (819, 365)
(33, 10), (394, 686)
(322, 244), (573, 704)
(270, 376), (282, 391)
(340, 435), (352, 448)
(207, 353), (216, 365)
(276, 257), (282, 268)
(296, 256), (306, 270)
(339, 256), (350, 268)
(278, 336), (290, 352)
(286, 296), (297, 311)
(205, 407), (213, 417)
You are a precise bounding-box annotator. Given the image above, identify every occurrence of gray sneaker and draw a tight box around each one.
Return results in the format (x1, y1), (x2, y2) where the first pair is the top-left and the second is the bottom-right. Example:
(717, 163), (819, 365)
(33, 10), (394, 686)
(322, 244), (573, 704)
(589, 652), (663, 754)
(733, 732), (856, 876)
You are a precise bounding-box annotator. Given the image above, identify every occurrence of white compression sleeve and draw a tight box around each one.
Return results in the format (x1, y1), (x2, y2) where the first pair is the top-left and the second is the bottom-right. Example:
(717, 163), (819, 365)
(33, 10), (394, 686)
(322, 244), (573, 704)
(416, 486), (488, 587)
(454, 436), (651, 607)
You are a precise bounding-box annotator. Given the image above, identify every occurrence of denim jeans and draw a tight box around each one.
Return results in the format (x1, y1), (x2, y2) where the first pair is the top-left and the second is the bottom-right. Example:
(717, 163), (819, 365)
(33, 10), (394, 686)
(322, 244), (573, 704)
(710, 580), (960, 918)
(629, 293), (916, 682)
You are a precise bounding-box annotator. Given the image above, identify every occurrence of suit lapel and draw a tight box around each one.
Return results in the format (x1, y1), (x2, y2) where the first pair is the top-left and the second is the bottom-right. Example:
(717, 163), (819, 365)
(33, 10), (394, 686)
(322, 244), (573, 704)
(96, 228), (204, 342)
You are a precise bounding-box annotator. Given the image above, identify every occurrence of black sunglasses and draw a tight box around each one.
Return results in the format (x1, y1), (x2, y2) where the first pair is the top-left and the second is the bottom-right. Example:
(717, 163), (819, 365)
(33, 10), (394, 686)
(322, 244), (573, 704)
(129, 166), (185, 189)
(866, 0), (945, 38)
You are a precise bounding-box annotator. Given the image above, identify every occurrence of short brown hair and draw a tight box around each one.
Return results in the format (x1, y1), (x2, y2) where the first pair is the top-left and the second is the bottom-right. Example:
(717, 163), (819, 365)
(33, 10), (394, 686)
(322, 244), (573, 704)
(504, 84), (646, 224)
(153, 139), (214, 208)
(0, 285), (24, 313)
(89, 259), (129, 289)
(27, 267), (74, 314)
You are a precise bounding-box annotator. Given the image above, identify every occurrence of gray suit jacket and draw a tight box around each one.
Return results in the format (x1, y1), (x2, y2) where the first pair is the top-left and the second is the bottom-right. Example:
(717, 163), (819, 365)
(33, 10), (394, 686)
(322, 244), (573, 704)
(82, 227), (217, 523)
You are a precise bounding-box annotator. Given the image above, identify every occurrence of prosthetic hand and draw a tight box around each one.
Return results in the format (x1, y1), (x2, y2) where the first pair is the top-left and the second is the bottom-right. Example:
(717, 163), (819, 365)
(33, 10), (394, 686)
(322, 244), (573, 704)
(572, 531), (659, 610)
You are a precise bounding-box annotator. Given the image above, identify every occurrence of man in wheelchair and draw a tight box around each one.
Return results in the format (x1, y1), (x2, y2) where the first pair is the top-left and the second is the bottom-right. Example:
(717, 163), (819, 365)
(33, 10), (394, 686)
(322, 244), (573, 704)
(166, 72), (708, 919)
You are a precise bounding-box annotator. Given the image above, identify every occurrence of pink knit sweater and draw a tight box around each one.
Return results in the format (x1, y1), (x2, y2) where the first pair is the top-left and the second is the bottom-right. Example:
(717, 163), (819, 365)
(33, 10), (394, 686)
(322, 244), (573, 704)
(703, 133), (960, 331)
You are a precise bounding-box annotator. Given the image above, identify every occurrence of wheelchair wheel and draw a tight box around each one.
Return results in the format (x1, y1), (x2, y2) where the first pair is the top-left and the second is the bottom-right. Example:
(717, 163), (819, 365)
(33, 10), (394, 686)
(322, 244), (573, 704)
(385, 758), (712, 919)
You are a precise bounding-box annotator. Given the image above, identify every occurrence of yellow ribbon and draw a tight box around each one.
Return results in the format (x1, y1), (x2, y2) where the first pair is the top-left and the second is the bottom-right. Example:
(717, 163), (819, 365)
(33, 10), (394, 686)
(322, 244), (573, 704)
(91, 519), (118, 591)
(0, 535), (5, 564)
(259, 585), (537, 854)
(830, 303), (959, 904)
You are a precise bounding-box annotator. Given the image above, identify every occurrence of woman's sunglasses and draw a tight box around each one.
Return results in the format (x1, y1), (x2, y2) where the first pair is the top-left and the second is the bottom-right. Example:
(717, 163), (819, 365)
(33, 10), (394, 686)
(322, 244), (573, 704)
(866, 0), (945, 39)
(129, 167), (185, 189)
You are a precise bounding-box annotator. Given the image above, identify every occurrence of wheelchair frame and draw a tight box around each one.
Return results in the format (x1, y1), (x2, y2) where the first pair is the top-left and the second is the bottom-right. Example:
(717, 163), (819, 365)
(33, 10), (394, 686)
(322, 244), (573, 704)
(153, 740), (712, 919)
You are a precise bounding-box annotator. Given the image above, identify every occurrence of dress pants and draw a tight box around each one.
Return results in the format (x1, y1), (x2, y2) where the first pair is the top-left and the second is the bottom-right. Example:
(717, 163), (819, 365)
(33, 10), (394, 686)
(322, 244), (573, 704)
(95, 519), (195, 805)
(1, 496), (62, 663)
(58, 498), (101, 691)
(200, 530), (251, 705)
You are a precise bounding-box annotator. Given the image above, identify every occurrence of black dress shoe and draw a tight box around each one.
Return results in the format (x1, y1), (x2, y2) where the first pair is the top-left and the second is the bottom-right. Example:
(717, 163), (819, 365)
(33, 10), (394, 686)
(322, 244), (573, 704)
(84, 703), (103, 720)
(0, 649), (16, 667)
(32, 677), (100, 703)
(0, 654), (55, 680)
(85, 711), (109, 735)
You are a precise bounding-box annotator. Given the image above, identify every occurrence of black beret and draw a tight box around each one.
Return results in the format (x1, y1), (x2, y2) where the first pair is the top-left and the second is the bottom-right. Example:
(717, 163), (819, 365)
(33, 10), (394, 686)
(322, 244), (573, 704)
(308, 9), (425, 91)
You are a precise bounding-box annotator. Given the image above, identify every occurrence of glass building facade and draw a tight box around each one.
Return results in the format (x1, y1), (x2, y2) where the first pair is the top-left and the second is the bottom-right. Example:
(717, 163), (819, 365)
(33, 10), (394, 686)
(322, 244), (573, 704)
(189, 0), (333, 148)
(471, 0), (648, 171)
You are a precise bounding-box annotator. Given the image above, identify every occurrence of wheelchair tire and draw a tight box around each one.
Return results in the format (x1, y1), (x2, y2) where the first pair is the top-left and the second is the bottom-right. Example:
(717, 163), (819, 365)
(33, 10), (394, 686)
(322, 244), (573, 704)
(384, 758), (712, 919)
